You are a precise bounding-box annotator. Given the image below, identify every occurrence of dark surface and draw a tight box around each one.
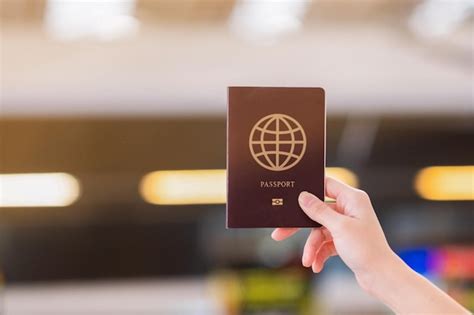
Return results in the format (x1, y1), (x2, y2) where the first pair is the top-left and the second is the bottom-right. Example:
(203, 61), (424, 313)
(0, 222), (203, 282)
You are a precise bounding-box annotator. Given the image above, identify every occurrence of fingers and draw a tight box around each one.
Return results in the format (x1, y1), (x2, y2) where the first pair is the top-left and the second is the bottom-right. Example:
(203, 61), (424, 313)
(325, 176), (355, 200)
(298, 191), (348, 234)
(271, 228), (300, 241)
(302, 228), (324, 267)
(312, 241), (337, 273)
(326, 176), (373, 219)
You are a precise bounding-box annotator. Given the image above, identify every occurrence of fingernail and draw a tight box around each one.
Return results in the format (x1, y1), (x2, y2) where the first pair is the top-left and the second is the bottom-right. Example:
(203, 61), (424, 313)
(299, 191), (315, 207)
(302, 252), (309, 267)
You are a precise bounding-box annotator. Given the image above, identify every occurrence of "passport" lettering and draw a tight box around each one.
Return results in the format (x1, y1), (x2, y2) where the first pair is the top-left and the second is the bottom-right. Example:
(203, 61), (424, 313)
(260, 181), (296, 188)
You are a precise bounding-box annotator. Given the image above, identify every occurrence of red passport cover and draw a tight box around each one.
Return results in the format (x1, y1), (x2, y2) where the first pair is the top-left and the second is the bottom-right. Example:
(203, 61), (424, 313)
(227, 87), (325, 228)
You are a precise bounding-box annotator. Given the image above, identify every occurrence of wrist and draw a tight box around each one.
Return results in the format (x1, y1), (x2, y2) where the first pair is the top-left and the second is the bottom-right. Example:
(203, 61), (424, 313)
(356, 249), (420, 313)
(355, 248), (406, 297)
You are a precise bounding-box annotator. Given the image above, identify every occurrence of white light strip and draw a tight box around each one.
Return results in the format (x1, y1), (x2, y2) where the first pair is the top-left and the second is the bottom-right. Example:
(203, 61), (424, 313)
(408, 0), (473, 38)
(44, 0), (139, 41)
(0, 173), (80, 207)
(229, 0), (309, 43)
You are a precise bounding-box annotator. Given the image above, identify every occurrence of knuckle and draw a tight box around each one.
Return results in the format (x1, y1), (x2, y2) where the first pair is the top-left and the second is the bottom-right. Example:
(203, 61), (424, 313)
(352, 189), (370, 203)
(357, 189), (370, 200)
(346, 190), (361, 203)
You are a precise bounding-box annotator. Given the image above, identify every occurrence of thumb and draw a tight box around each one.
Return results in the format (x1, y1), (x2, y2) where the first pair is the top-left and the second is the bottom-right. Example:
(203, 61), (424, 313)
(299, 191), (347, 233)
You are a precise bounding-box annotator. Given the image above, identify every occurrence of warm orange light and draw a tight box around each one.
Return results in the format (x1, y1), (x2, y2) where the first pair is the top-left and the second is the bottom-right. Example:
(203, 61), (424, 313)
(326, 167), (359, 188)
(140, 169), (226, 205)
(415, 166), (474, 201)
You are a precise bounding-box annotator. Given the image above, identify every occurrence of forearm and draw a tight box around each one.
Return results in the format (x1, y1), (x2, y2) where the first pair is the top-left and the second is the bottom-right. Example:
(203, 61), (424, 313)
(364, 252), (469, 314)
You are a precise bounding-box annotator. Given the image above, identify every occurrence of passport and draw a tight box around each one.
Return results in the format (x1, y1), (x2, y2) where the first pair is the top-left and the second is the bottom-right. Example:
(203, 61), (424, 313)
(227, 87), (326, 228)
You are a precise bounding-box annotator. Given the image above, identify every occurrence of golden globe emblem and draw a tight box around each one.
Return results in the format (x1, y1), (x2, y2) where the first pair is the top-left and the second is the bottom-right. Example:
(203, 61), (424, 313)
(249, 113), (307, 171)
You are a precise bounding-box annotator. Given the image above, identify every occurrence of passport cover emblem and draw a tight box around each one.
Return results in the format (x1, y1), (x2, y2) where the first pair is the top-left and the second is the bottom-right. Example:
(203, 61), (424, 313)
(227, 87), (325, 228)
(249, 113), (307, 172)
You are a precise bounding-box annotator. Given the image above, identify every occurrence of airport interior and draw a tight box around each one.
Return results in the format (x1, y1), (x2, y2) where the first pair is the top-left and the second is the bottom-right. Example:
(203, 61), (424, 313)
(1, 1), (473, 314)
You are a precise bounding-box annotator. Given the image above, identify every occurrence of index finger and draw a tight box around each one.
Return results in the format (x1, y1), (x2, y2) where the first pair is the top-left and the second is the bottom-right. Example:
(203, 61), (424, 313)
(325, 176), (356, 200)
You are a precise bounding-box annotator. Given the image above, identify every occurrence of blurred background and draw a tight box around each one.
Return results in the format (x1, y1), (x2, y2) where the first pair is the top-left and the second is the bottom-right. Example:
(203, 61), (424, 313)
(1, 0), (473, 314)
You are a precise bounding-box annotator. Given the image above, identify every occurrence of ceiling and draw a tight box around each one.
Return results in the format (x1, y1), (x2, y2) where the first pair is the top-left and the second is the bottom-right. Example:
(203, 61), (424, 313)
(1, 0), (473, 117)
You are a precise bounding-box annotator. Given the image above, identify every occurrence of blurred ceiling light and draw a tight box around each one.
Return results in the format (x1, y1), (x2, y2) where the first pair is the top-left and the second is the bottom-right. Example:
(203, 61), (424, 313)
(326, 167), (359, 188)
(0, 173), (80, 207)
(414, 166), (474, 201)
(140, 167), (357, 206)
(140, 169), (226, 205)
(44, 0), (140, 41)
(408, 0), (473, 38)
(229, 0), (309, 43)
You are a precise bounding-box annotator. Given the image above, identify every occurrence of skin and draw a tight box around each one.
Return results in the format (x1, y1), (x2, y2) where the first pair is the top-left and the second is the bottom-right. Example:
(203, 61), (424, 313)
(271, 176), (469, 314)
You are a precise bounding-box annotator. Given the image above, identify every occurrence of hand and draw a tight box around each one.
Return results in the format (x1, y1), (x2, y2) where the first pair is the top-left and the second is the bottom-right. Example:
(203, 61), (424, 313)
(271, 176), (393, 289)
(271, 176), (469, 314)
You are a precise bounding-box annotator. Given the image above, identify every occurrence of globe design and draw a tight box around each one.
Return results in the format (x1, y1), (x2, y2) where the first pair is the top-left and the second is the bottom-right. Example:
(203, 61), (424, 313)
(249, 113), (307, 171)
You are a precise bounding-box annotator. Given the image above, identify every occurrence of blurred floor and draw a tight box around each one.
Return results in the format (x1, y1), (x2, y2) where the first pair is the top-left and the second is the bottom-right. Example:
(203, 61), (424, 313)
(4, 278), (222, 315)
